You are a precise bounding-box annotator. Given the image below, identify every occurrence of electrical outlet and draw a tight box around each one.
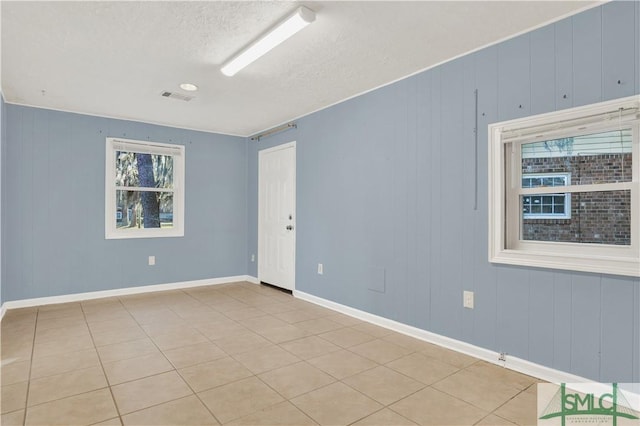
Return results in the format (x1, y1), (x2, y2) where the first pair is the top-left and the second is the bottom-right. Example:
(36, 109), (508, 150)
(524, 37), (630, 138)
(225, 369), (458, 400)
(148, 256), (155, 266)
(251, 254), (255, 262)
(317, 263), (323, 275)
(463, 291), (474, 309)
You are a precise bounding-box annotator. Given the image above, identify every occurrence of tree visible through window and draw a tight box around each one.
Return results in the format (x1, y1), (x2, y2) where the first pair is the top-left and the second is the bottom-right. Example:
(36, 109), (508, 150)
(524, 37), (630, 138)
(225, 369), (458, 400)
(106, 138), (184, 239)
(115, 152), (173, 229)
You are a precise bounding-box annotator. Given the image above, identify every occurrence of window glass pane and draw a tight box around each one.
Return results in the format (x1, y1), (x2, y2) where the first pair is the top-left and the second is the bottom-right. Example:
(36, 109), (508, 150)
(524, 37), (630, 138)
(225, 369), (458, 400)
(521, 190), (631, 246)
(115, 152), (174, 189)
(116, 190), (174, 229)
(521, 129), (632, 185)
(523, 192), (569, 219)
(521, 174), (567, 189)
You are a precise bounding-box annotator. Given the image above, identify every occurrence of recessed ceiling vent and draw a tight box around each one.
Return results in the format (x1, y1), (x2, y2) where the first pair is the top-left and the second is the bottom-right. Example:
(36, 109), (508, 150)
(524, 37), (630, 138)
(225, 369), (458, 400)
(160, 91), (193, 102)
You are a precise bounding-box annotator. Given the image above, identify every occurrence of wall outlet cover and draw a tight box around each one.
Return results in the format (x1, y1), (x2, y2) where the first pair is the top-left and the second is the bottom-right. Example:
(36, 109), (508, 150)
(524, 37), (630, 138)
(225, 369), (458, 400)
(463, 290), (474, 309)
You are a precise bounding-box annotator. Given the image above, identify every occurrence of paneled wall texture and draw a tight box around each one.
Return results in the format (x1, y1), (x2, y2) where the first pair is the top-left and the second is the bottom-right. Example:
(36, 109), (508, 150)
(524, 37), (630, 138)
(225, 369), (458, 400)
(2, 109), (248, 302)
(248, 1), (640, 382)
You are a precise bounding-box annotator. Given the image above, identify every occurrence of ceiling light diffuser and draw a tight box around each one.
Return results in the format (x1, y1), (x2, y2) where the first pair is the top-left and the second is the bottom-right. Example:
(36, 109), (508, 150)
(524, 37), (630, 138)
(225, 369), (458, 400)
(221, 6), (316, 77)
(179, 83), (198, 91)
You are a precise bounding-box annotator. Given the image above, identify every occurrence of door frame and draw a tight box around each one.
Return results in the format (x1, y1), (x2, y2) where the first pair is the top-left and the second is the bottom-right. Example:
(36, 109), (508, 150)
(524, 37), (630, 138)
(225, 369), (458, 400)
(257, 141), (297, 290)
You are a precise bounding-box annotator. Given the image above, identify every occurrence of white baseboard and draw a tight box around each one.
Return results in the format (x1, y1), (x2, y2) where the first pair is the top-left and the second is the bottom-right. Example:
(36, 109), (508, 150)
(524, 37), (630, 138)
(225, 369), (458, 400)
(0, 276), (595, 385)
(293, 289), (591, 385)
(0, 275), (255, 319)
(245, 276), (260, 285)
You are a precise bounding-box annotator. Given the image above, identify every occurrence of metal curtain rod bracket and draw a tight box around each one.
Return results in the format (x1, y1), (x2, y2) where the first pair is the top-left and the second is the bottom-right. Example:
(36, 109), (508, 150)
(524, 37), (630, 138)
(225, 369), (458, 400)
(250, 122), (297, 141)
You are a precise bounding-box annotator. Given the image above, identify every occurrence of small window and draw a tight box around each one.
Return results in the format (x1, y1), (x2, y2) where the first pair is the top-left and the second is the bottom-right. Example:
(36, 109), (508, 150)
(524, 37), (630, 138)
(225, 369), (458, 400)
(522, 173), (571, 219)
(105, 138), (184, 239)
(489, 96), (639, 277)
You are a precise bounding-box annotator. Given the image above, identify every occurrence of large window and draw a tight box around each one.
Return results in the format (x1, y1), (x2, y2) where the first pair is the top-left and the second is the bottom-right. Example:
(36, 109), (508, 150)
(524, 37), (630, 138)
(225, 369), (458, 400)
(489, 96), (639, 277)
(105, 138), (184, 239)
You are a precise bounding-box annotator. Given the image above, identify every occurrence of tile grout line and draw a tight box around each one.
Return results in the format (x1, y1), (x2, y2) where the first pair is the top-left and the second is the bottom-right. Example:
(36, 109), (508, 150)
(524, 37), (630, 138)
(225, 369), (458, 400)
(485, 380), (539, 423)
(428, 360), (533, 417)
(20, 306), (114, 410)
(182, 284), (317, 424)
(238, 300), (439, 421)
(258, 315), (418, 424)
(215, 297), (312, 422)
(120, 288), (223, 425)
(80, 301), (124, 426)
(186, 284), (352, 424)
(242, 371), (319, 425)
(21, 308), (39, 426)
(172, 289), (228, 426)
(13, 287), (291, 423)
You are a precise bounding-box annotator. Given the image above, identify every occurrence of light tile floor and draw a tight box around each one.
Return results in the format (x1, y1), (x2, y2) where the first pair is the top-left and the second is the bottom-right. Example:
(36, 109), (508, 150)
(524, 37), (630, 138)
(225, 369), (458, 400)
(1, 282), (542, 425)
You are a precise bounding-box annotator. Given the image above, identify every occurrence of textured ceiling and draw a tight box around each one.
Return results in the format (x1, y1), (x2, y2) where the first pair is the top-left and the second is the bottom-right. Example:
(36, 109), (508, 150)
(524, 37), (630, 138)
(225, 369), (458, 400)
(1, 1), (599, 137)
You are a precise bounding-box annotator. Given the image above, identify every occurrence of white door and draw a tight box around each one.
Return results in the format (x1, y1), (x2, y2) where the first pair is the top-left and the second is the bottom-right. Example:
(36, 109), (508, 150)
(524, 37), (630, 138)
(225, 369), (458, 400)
(258, 142), (296, 291)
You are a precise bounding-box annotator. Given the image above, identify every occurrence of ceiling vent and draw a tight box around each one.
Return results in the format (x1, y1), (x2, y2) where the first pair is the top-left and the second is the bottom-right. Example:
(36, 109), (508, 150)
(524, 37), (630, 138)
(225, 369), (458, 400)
(160, 91), (194, 102)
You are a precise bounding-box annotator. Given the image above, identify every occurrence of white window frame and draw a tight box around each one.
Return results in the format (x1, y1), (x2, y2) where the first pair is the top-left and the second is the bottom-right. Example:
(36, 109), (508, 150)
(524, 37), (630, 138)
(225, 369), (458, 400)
(105, 137), (185, 239)
(489, 96), (640, 277)
(522, 173), (571, 220)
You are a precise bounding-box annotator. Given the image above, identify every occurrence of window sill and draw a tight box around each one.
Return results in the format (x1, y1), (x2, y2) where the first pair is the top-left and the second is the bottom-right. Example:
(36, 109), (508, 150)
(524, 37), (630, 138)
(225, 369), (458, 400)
(490, 249), (639, 277)
(105, 228), (184, 240)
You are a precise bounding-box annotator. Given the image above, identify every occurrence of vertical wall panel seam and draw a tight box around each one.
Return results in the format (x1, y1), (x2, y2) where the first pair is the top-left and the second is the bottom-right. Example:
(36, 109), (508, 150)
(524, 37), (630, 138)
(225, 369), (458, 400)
(527, 36), (532, 362)
(632, 280), (640, 382)
(412, 78), (418, 325)
(245, 137), (250, 275)
(569, 275), (574, 374)
(553, 24), (558, 111)
(598, 276), (603, 381)
(45, 112), (51, 298)
(600, 8), (604, 103)
(571, 15), (575, 107)
(633, 282), (636, 382)
(552, 273), (557, 370)
(471, 57), (478, 341)
(428, 72), (433, 330)
(636, 0), (639, 94)
(26, 108), (33, 296)
(427, 75), (432, 329)
(1, 100), (4, 298)
(528, 33), (532, 115)
(428, 73), (436, 328)
(569, 17), (576, 108)
(494, 47), (501, 352)
(527, 272), (531, 361)
(404, 79), (416, 322)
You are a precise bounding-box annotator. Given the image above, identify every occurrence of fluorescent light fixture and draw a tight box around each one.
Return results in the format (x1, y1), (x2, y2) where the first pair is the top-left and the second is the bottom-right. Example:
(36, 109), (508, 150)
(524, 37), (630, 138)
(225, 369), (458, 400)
(221, 6), (316, 77)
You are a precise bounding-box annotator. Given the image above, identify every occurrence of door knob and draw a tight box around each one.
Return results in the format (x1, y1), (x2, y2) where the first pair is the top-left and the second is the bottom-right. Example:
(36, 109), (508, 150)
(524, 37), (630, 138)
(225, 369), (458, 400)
(286, 225), (294, 231)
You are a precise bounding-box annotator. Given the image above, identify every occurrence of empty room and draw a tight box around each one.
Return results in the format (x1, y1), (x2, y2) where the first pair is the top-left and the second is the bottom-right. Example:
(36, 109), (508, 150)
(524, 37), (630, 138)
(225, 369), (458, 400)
(1, 1), (639, 425)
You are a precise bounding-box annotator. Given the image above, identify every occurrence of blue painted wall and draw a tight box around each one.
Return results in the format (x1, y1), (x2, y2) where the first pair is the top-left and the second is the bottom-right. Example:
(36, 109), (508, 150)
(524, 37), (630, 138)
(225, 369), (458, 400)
(2, 106), (248, 302)
(248, 1), (640, 382)
(1, 94), (5, 306)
